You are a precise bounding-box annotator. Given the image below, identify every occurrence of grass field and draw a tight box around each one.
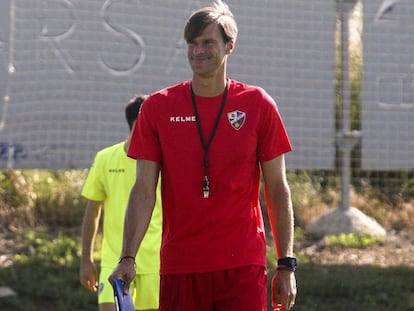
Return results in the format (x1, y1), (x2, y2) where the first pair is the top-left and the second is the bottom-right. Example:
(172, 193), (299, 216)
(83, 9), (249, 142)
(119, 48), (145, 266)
(1, 170), (413, 310)
(0, 229), (413, 311)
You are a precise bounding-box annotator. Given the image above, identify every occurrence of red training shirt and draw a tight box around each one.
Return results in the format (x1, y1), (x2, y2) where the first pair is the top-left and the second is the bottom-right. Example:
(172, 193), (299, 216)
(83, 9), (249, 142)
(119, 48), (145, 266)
(128, 79), (292, 274)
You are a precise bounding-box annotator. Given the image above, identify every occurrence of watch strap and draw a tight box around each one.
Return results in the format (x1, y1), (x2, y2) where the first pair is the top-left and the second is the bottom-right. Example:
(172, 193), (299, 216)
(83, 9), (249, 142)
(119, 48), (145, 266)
(277, 257), (297, 268)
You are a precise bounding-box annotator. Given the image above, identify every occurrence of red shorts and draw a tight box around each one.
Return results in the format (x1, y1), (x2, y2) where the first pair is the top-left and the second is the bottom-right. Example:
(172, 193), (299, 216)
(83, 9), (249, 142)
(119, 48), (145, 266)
(159, 265), (267, 311)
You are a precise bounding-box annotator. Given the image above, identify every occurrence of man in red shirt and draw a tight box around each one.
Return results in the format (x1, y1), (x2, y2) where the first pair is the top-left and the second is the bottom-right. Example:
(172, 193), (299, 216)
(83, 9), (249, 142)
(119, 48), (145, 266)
(110, 1), (297, 310)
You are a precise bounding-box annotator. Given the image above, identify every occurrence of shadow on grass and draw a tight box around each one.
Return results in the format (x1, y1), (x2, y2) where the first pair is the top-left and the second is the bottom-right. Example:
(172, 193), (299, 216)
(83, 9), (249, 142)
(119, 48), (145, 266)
(1, 261), (413, 310)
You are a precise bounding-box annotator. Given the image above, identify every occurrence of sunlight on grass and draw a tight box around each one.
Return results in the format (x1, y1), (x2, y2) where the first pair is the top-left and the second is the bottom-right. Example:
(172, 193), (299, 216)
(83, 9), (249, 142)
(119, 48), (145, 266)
(325, 232), (384, 248)
(13, 230), (81, 265)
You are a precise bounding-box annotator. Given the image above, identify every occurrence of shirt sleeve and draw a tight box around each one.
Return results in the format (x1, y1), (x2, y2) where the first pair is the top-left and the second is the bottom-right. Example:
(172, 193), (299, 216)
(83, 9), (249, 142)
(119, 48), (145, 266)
(257, 89), (292, 162)
(81, 153), (106, 201)
(127, 96), (162, 163)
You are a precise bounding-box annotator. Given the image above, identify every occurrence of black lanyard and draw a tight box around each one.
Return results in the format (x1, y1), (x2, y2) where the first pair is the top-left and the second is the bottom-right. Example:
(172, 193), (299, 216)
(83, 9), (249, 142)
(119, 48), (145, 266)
(190, 82), (228, 198)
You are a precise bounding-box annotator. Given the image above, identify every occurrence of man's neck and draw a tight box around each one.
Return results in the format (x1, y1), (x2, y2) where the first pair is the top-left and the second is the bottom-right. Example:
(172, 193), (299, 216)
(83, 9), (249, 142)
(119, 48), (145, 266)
(191, 74), (227, 97)
(124, 136), (130, 153)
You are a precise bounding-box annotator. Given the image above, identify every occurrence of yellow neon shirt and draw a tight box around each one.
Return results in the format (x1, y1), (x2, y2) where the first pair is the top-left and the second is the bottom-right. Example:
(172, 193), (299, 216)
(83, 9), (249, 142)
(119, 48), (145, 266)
(82, 141), (162, 273)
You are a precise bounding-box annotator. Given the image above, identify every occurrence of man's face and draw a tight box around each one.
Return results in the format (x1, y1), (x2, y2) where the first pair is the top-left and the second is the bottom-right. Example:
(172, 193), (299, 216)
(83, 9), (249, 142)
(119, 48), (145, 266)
(186, 23), (231, 78)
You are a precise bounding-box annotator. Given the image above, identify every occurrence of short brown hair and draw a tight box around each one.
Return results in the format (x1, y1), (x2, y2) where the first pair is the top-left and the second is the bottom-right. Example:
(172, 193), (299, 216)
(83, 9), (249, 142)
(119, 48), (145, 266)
(184, 0), (238, 44)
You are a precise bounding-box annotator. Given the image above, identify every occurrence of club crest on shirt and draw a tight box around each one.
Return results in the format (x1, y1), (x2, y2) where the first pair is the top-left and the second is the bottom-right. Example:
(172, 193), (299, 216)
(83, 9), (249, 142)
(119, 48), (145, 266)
(227, 110), (246, 130)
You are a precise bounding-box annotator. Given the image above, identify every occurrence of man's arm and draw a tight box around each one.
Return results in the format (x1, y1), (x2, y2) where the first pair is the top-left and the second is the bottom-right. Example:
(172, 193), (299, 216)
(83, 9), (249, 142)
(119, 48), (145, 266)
(261, 155), (294, 258)
(80, 200), (102, 292)
(261, 154), (296, 311)
(109, 159), (160, 290)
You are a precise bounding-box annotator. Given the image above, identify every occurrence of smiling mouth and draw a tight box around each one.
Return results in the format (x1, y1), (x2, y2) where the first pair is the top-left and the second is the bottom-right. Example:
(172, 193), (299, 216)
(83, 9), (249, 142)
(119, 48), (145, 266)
(192, 55), (209, 61)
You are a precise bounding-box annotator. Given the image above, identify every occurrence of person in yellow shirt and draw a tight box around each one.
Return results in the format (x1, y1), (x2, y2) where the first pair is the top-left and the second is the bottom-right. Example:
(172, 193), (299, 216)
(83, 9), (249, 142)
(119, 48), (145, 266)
(80, 95), (162, 311)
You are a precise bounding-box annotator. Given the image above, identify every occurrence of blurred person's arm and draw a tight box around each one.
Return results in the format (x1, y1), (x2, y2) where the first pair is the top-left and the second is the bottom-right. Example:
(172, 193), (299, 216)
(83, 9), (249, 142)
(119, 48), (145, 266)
(79, 200), (102, 292)
(261, 154), (297, 311)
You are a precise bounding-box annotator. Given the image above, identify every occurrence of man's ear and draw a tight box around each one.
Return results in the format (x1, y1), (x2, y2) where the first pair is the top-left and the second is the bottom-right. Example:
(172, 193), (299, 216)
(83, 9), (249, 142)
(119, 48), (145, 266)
(226, 39), (235, 54)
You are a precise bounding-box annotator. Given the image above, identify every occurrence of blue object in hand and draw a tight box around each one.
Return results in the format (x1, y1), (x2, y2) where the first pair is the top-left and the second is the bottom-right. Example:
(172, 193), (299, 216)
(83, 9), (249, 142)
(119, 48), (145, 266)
(111, 278), (135, 311)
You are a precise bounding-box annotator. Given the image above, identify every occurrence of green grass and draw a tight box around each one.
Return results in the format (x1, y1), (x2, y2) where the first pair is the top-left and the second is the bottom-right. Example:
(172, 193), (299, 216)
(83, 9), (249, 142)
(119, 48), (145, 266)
(1, 230), (414, 311)
(284, 265), (414, 311)
(325, 232), (384, 248)
(1, 170), (414, 310)
(0, 261), (96, 310)
(0, 231), (97, 311)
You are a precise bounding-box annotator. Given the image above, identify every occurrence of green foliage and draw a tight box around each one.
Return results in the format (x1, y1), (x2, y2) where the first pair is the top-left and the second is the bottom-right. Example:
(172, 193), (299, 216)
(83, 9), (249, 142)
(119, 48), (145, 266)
(29, 170), (88, 227)
(0, 230), (96, 311)
(287, 171), (340, 228)
(289, 265), (414, 311)
(0, 170), (31, 208)
(325, 233), (384, 248)
(289, 171), (324, 209)
(358, 171), (414, 207)
(0, 170), (87, 229)
(0, 170), (38, 228)
(2, 229), (413, 311)
(13, 229), (81, 266)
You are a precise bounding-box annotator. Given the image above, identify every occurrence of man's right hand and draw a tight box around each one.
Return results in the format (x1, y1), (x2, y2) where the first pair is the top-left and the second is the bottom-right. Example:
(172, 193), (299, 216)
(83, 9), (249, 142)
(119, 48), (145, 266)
(80, 260), (98, 292)
(108, 257), (137, 294)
